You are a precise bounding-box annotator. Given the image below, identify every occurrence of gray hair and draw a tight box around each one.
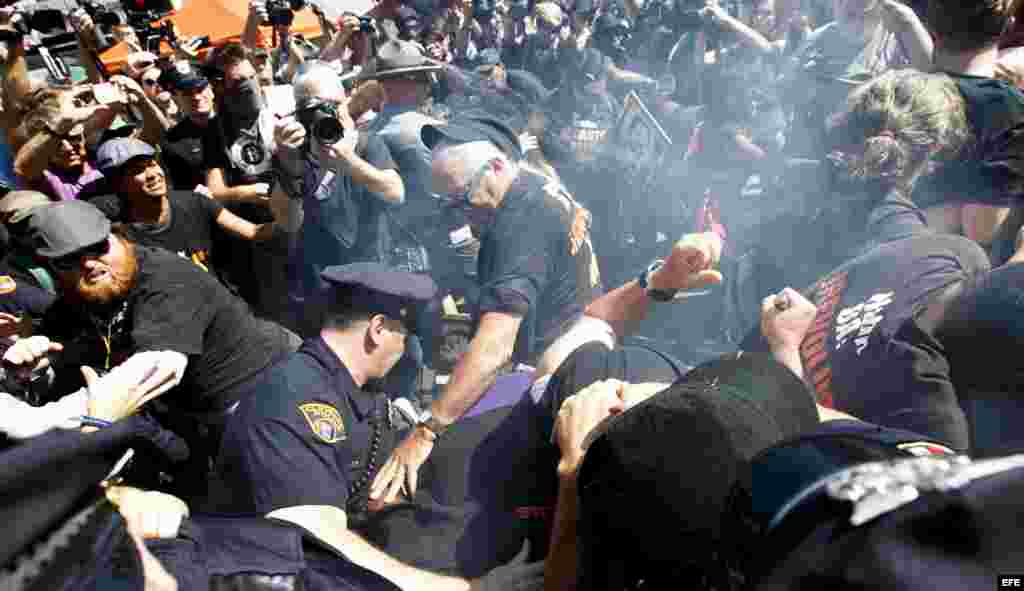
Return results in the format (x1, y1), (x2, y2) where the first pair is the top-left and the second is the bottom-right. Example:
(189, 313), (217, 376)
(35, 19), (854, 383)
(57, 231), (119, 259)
(433, 140), (518, 179)
(293, 61), (345, 106)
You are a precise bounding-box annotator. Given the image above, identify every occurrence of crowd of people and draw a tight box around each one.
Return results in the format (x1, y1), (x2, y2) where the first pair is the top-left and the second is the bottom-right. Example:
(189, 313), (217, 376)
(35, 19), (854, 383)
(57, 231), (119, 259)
(3, 0), (1024, 588)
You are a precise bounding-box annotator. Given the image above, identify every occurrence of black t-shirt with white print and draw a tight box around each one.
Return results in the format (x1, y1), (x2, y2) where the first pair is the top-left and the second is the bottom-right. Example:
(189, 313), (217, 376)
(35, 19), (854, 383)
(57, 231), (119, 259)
(742, 193), (991, 450)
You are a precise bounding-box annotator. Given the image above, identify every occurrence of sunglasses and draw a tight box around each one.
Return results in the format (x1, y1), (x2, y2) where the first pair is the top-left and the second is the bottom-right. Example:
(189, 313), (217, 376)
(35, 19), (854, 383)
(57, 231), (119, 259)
(141, 77), (160, 87)
(50, 239), (110, 272)
(51, 129), (86, 145)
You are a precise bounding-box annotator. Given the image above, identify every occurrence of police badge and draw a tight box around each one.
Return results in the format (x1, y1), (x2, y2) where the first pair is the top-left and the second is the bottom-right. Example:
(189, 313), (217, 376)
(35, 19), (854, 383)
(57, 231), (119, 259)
(298, 403), (347, 444)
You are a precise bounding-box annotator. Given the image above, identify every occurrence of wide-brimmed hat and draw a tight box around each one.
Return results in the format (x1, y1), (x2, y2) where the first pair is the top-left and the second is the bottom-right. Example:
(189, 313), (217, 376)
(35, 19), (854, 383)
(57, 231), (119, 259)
(359, 38), (443, 80)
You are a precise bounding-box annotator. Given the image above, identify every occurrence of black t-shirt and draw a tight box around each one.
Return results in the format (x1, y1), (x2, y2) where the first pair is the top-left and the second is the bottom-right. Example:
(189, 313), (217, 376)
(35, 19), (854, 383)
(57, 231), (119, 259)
(784, 233), (988, 449)
(92, 191), (225, 274)
(915, 74), (1024, 208)
(476, 171), (602, 362)
(43, 246), (295, 411)
(161, 117), (214, 191)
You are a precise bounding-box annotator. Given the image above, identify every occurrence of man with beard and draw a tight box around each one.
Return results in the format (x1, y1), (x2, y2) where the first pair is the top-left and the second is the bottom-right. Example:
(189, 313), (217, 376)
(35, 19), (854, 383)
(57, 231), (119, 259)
(203, 43), (299, 323)
(91, 137), (297, 281)
(28, 200), (301, 499)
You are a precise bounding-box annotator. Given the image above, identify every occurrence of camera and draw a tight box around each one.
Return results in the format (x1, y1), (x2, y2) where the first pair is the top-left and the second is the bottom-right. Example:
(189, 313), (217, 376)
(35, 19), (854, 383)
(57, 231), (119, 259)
(358, 15), (376, 33)
(297, 100), (345, 145)
(265, 0), (308, 28)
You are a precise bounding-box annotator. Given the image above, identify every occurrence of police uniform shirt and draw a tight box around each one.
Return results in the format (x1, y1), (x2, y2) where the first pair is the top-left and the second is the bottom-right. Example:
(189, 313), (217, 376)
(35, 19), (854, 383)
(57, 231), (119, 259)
(211, 337), (389, 514)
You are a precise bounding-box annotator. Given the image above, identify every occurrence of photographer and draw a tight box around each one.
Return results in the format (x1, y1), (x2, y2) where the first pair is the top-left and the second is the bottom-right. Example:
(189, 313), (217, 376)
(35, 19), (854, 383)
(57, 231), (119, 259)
(243, 0), (309, 85)
(285, 62), (404, 332)
(319, 11), (375, 74)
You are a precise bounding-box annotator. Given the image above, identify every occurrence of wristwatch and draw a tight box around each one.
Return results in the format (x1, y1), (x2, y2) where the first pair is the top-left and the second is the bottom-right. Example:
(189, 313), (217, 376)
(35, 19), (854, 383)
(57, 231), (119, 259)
(417, 410), (450, 438)
(637, 259), (679, 302)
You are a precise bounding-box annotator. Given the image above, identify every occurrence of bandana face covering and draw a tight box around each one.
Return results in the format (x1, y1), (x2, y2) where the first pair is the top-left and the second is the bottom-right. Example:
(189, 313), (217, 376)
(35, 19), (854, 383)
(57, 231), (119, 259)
(226, 78), (263, 120)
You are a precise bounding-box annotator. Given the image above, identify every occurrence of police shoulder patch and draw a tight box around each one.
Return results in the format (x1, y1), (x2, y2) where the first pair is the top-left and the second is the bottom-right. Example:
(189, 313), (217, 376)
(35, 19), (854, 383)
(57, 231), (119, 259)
(298, 402), (347, 444)
(0, 275), (16, 295)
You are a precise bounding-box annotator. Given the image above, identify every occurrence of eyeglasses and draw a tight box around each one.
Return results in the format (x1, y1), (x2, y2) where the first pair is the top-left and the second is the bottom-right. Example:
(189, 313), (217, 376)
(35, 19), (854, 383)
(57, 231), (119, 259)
(50, 239), (110, 272)
(439, 163), (489, 207)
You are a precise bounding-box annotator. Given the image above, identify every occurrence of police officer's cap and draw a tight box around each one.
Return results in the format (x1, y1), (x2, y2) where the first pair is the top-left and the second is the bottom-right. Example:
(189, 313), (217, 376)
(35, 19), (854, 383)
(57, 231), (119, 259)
(321, 263), (437, 327)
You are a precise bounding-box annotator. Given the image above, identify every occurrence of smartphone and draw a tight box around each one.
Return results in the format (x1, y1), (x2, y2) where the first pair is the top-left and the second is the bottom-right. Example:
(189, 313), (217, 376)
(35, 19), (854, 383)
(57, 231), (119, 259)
(92, 82), (122, 105)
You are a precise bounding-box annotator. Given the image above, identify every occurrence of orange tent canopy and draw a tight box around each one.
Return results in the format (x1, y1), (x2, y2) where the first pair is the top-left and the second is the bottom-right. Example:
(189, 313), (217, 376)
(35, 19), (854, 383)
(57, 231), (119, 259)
(99, 0), (324, 71)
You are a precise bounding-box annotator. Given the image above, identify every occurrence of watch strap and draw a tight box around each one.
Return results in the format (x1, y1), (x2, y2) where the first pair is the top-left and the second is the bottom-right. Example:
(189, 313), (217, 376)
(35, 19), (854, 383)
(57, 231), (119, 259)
(639, 259), (679, 302)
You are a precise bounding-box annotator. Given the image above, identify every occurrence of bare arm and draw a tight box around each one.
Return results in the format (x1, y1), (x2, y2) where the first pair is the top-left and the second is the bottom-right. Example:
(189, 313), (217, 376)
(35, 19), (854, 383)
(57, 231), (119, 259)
(703, 4), (780, 55)
(242, 2), (263, 50)
(132, 94), (172, 144)
(267, 505), (472, 591)
(324, 136), (405, 204)
(879, 0), (932, 71)
(546, 380), (626, 591)
(432, 311), (522, 424)
(347, 159), (404, 204)
(13, 130), (60, 184)
(607, 63), (655, 85)
(205, 167), (270, 205)
(545, 472), (580, 591)
(1, 40), (33, 139)
(214, 182), (293, 241)
(454, 0), (473, 58)
(584, 232), (723, 338)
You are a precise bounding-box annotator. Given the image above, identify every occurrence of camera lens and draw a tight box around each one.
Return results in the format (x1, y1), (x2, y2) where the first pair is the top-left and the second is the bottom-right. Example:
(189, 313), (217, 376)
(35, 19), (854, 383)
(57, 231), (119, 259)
(314, 116), (345, 144)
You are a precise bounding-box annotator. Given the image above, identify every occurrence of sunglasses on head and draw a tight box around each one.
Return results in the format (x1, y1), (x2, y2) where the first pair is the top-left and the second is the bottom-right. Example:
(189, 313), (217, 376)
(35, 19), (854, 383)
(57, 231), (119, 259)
(50, 239), (110, 272)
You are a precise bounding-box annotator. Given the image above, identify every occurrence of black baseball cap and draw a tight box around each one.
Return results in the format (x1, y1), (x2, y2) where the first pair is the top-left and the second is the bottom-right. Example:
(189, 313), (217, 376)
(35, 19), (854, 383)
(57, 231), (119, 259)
(421, 116), (523, 159)
(321, 262), (438, 331)
(28, 201), (111, 259)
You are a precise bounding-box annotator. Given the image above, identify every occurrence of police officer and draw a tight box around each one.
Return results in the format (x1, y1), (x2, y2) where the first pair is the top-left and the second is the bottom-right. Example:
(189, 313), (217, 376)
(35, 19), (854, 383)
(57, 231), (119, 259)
(209, 262), (434, 512)
(208, 263), (497, 589)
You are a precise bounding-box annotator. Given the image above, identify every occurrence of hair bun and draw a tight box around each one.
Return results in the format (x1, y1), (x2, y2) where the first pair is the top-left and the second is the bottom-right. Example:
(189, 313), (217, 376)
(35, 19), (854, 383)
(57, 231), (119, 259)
(850, 132), (906, 180)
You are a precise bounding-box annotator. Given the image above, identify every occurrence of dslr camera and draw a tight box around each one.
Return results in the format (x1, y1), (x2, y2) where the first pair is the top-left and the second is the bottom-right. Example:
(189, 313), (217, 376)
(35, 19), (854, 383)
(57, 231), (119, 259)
(265, 0), (308, 28)
(297, 100), (345, 146)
